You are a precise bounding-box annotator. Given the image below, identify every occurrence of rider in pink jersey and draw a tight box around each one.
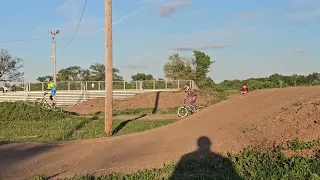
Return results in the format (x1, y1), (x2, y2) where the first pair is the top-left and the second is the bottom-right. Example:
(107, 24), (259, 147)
(184, 84), (197, 111)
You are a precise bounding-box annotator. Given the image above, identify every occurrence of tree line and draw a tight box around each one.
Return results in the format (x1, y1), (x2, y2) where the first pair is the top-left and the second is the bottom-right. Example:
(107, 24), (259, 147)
(1, 48), (320, 92)
(36, 64), (163, 82)
(216, 73), (320, 91)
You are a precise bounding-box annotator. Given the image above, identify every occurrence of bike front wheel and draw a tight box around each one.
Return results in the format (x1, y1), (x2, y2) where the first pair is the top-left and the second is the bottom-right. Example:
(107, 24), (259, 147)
(33, 98), (43, 107)
(177, 107), (189, 117)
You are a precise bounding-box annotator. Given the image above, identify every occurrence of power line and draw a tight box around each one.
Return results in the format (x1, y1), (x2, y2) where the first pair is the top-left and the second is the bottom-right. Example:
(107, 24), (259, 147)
(0, 37), (49, 43)
(58, 0), (88, 49)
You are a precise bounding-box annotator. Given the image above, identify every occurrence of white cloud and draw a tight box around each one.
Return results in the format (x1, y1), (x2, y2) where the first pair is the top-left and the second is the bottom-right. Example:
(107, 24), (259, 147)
(141, 0), (164, 4)
(236, 12), (264, 18)
(158, 1), (192, 17)
(92, 6), (146, 34)
(34, 0), (103, 38)
(286, 8), (320, 20)
(157, 25), (255, 42)
(120, 64), (148, 69)
(114, 6), (146, 25)
(55, 0), (82, 18)
(291, 0), (313, 5)
(294, 48), (308, 53)
(168, 44), (231, 51)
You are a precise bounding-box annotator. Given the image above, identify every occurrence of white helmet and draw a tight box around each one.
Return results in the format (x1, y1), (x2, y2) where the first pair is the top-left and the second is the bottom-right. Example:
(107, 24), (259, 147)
(183, 85), (190, 92)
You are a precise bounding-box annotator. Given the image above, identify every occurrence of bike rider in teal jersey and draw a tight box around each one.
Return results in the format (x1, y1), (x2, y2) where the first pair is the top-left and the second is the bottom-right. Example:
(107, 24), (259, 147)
(45, 79), (57, 106)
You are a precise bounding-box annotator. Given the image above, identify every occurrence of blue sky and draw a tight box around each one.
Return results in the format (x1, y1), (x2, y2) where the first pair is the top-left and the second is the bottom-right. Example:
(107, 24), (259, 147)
(0, 0), (319, 82)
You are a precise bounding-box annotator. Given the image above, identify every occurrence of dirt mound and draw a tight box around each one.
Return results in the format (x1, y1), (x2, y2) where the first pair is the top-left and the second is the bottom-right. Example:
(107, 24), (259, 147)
(64, 91), (215, 114)
(237, 92), (320, 147)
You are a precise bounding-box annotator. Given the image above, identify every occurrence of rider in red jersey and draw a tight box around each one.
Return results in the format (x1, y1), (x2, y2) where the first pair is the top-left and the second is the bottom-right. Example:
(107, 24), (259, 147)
(241, 83), (248, 94)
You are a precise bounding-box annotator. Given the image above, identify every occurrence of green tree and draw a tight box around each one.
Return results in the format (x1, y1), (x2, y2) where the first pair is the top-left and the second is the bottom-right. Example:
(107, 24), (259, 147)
(113, 68), (124, 81)
(36, 75), (53, 82)
(268, 74), (282, 85)
(163, 53), (193, 80)
(89, 63), (104, 81)
(81, 69), (91, 81)
(89, 63), (123, 81)
(131, 73), (154, 81)
(36, 63), (124, 82)
(192, 50), (215, 88)
(0, 49), (24, 82)
(57, 66), (83, 81)
(215, 72), (320, 92)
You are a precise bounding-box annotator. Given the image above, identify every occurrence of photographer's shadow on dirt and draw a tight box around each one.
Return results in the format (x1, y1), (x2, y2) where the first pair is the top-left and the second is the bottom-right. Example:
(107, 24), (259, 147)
(169, 136), (242, 180)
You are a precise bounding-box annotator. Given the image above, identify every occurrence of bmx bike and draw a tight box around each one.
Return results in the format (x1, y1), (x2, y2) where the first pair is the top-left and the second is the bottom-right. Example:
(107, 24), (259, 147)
(33, 93), (56, 110)
(177, 104), (205, 117)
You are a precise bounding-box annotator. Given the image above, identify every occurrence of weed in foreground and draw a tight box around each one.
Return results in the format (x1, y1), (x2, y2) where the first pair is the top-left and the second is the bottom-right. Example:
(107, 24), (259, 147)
(286, 138), (320, 150)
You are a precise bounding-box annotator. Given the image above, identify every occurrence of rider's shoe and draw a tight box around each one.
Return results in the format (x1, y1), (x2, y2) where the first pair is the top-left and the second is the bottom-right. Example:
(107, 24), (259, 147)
(191, 105), (197, 113)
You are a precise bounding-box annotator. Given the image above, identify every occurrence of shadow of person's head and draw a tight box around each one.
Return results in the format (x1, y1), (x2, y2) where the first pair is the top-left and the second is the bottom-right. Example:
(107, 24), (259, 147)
(197, 136), (211, 151)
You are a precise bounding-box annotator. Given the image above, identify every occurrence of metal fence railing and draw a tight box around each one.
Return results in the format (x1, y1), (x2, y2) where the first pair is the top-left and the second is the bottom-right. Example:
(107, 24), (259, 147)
(0, 90), (139, 106)
(0, 80), (194, 92)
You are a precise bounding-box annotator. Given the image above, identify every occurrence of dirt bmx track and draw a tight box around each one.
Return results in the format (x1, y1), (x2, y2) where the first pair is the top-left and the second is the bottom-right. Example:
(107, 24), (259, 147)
(64, 91), (212, 114)
(1, 87), (320, 179)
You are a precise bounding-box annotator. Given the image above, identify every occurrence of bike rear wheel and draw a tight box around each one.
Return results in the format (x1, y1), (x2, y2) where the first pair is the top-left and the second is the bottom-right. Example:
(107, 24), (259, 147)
(177, 106), (189, 117)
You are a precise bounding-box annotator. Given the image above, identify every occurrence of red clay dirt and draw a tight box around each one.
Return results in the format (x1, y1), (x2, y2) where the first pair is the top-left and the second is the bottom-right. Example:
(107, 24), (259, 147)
(236, 94), (320, 148)
(1, 87), (320, 180)
(64, 91), (212, 114)
(283, 146), (320, 158)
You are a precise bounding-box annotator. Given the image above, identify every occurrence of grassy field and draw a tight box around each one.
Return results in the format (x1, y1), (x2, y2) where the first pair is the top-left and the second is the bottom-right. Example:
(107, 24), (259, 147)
(0, 118), (175, 144)
(33, 139), (320, 180)
(0, 101), (175, 144)
(113, 107), (178, 116)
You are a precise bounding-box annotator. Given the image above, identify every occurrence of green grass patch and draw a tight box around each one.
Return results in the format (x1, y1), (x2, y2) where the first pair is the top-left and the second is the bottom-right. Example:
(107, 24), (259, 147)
(87, 107), (180, 117)
(112, 108), (178, 116)
(112, 108), (154, 116)
(0, 102), (179, 177)
(33, 141), (320, 180)
(0, 101), (175, 143)
(0, 101), (70, 121)
(0, 119), (175, 143)
(286, 138), (320, 150)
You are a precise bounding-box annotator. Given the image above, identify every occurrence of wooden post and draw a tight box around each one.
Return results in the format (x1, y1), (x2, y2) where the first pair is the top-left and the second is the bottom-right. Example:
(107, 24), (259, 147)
(105, 0), (113, 136)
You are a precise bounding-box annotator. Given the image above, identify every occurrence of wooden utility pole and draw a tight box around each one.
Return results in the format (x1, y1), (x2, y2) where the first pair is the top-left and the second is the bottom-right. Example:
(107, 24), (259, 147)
(48, 30), (60, 85)
(105, 0), (113, 136)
